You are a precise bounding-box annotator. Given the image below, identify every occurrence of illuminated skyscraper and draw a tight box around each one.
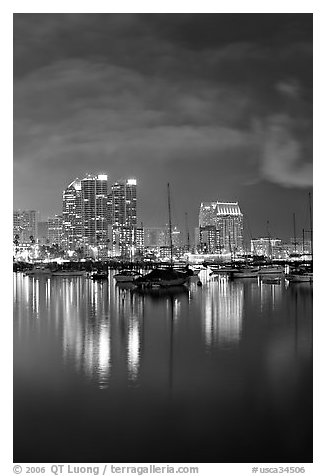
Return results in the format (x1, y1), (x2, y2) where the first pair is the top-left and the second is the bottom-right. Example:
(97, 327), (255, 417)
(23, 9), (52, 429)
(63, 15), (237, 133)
(199, 201), (243, 254)
(48, 214), (63, 245)
(109, 179), (138, 258)
(81, 174), (109, 248)
(110, 179), (137, 227)
(61, 174), (138, 256)
(62, 178), (83, 250)
(125, 179), (137, 227)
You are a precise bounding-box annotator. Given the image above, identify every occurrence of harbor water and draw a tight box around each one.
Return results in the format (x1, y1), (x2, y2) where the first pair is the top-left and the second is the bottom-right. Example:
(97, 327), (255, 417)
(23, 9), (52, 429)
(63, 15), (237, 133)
(13, 270), (313, 463)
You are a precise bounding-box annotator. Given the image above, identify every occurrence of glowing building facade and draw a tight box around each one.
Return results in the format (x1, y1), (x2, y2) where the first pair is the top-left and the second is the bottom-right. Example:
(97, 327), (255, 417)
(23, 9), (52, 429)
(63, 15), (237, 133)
(81, 174), (109, 248)
(110, 179), (137, 227)
(199, 201), (243, 254)
(62, 178), (83, 250)
(48, 214), (63, 245)
(109, 179), (138, 257)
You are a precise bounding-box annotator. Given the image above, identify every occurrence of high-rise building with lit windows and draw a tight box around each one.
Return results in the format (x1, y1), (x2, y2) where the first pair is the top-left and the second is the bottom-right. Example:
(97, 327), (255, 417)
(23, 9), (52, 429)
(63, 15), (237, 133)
(110, 179), (137, 227)
(199, 201), (243, 254)
(125, 179), (137, 227)
(108, 179), (138, 257)
(62, 178), (83, 250)
(48, 215), (63, 245)
(81, 173), (109, 248)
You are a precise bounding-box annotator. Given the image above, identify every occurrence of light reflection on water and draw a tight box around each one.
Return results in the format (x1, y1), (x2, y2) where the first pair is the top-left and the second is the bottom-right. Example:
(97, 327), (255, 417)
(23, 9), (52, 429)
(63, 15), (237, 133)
(13, 271), (313, 388)
(202, 277), (244, 349)
(13, 270), (313, 463)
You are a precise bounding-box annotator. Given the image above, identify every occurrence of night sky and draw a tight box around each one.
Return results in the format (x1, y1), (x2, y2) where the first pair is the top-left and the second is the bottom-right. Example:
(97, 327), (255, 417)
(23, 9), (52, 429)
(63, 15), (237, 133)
(13, 13), (313, 241)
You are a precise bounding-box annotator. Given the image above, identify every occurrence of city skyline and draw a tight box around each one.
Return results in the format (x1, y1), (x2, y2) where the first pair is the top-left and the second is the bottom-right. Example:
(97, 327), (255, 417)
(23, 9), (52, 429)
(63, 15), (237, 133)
(13, 170), (312, 244)
(14, 14), (312, 240)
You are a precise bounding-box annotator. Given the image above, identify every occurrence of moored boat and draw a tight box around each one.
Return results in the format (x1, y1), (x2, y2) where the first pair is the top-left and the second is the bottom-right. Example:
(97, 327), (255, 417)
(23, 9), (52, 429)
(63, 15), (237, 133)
(258, 265), (284, 275)
(209, 265), (238, 275)
(91, 271), (108, 280)
(134, 268), (188, 288)
(188, 267), (200, 276)
(113, 270), (142, 283)
(25, 265), (52, 276)
(286, 269), (313, 283)
(230, 266), (259, 279)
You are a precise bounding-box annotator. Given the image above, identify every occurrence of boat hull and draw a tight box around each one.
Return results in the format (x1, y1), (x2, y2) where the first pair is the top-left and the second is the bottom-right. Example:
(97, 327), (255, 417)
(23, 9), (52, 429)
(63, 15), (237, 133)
(258, 266), (284, 275)
(91, 274), (108, 280)
(230, 267), (259, 279)
(287, 273), (313, 283)
(25, 270), (52, 276)
(114, 275), (139, 283)
(209, 267), (238, 275)
(25, 267), (52, 276)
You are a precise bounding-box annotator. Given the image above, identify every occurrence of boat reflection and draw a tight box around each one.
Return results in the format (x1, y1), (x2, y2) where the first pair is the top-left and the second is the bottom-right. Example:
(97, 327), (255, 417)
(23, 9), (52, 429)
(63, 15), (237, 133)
(132, 285), (189, 299)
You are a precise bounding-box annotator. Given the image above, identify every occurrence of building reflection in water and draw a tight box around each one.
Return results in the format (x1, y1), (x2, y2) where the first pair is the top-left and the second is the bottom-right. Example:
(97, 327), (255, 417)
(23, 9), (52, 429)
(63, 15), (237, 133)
(203, 276), (244, 349)
(55, 280), (145, 388)
(32, 278), (39, 317)
(14, 272), (312, 397)
(116, 285), (144, 384)
(60, 279), (113, 389)
(257, 278), (283, 312)
(127, 314), (141, 382)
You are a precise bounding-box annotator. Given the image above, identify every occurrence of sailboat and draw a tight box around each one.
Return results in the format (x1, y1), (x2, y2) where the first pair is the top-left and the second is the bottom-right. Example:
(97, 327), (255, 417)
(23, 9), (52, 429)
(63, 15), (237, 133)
(257, 221), (284, 276)
(134, 184), (189, 288)
(230, 241), (259, 279)
(230, 265), (259, 279)
(286, 266), (313, 283)
(287, 193), (313, 284)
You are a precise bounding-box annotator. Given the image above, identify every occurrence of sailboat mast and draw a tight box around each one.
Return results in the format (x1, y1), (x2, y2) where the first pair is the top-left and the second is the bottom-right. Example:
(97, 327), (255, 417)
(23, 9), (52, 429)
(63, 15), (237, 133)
(293, 213), (297, 254)
(167, 183), (173, 266)
(185, 212), (190, 252)
(309, 192), (313, 259)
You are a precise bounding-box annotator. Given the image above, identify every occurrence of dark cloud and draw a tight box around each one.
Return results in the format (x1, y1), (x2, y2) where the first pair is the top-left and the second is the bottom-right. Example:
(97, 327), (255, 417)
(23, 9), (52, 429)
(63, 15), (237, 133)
(13, 14), (313, 238)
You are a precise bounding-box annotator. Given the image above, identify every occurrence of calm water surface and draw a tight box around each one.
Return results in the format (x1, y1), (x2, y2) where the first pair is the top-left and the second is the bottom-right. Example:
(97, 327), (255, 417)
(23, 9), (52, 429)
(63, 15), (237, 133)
(13, 270), (312, 463)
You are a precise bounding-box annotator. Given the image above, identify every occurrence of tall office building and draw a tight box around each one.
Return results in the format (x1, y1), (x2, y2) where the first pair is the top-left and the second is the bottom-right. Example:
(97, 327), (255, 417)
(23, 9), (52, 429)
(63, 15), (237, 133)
(125, 179), (137, 227)
(62, 178), (83, 250)
(109, 179), (138, 257)
(13, 210), (39, 243)
(81, 174), (109, 248)
(110, 179), (137, 227)
(199, 201), (243, 254)
(48, 215), (63, 245)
